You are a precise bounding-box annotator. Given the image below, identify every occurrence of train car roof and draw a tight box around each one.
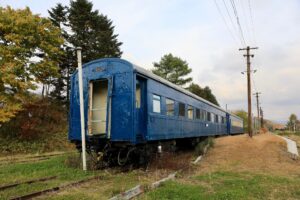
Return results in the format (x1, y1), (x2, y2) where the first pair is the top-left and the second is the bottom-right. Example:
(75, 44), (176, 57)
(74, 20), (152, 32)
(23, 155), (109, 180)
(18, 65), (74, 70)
(133, 64), (234, 115)
(76, 58), (241, 120)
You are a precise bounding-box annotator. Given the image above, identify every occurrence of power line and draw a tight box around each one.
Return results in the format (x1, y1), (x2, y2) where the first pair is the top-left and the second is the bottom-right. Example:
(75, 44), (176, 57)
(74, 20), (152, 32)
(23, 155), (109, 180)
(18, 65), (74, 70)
(229, 0), (246, 46)
(248, 0), (257, 45)
(240, 0), (251, 44)
(213, 0), (240, 47)
(221, 0), (243, 46)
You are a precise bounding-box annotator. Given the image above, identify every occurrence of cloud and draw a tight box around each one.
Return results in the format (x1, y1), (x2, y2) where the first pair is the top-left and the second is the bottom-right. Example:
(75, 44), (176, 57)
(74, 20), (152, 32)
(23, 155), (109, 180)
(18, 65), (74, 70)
(1, 0), (300, 122)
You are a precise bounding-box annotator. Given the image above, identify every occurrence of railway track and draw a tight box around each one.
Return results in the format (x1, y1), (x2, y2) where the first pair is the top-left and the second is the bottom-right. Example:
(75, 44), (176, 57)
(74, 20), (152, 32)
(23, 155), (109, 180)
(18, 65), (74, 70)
(0, 176), (57, 191)
(2, 140), (212, 199)
(9, 176), (103, 200)
(0, 151), (76, 165)
(110, 143), (211, 200)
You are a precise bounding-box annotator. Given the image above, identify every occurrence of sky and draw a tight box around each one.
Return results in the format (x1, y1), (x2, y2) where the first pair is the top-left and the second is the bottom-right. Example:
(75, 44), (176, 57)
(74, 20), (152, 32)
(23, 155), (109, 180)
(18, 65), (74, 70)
(1, 0), (300, 123)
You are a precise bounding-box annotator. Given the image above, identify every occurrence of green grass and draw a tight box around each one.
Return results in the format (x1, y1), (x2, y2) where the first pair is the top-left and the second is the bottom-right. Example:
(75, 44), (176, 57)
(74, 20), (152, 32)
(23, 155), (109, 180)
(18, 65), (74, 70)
(0, 154), (100, 200)
(0, 154), (153, 200)
(143, 171), (300, 200)
(276, 131), (300, 137)
(45, 171), (146, 200)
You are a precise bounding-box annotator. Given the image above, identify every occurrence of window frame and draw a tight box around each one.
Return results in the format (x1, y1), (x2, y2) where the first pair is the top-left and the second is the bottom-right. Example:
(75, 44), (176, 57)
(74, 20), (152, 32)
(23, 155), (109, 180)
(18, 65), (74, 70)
(207, 112), (211, 122)
(152, 94), (161, 113)
(178, 102), (186, 117)
(196, 108), (200, 120)
(187, 105), (194, 120)
(215, 114), (219, 123)
(166, 98), (175, 116)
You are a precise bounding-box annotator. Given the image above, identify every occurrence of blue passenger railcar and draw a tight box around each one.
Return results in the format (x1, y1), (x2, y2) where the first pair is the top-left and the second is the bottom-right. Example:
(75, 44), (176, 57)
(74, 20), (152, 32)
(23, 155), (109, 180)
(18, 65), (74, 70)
(69, 58), (243, 164)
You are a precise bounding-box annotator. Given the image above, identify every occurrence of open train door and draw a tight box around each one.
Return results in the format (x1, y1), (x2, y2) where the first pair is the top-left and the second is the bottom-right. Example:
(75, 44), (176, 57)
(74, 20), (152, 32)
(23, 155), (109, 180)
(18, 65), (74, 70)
(135, 75), (147, 142)
(87, 77), (113, 138)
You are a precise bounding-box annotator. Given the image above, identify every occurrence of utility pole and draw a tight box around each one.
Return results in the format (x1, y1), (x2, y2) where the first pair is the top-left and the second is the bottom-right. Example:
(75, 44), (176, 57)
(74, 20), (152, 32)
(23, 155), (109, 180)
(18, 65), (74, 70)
(260, 107), (264, 128)
(253, 92), (261, 128)
(239, 46), (258, 137)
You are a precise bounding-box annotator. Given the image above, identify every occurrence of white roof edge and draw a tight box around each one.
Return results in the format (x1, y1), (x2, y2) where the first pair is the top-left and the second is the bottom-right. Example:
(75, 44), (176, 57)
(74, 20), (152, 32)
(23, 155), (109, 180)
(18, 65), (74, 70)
(133, 64), (241, 119)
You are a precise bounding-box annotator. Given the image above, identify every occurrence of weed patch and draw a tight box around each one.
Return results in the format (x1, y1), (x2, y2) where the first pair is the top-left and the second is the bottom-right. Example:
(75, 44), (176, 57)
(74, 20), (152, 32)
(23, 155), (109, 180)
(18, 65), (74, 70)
(194, 137), (214, 156)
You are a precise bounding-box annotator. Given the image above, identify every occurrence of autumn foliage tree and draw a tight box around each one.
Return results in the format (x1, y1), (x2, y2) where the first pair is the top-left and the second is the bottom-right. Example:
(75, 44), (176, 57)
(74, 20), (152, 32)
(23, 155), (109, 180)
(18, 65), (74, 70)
(0, 7), (63, 123)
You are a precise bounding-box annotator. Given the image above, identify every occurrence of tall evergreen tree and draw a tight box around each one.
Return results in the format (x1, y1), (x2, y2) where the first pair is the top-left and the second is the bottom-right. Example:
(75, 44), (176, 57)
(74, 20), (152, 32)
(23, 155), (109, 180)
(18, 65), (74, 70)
(152, 53), (192, 87)
(48, 0), (122, 103)
(48, 4), (71, 102)
(187, 83), (219, 106)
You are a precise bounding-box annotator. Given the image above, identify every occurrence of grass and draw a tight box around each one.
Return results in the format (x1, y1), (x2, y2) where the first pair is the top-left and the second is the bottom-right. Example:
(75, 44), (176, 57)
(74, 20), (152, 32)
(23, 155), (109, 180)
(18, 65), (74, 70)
(45, 171), (147, 200)
(0, 132), (74, 155)
(276, 131), (300, 137)
(143, 171), (300, 200)
(0, 154), (157, 200)
(0, 154), (99, 200)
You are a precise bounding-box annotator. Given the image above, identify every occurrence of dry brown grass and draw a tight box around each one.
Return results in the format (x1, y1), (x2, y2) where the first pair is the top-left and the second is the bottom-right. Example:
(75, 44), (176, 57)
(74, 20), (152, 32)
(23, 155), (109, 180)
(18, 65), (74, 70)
(196, 133), (300, 177)
(147, 151), (194, 171)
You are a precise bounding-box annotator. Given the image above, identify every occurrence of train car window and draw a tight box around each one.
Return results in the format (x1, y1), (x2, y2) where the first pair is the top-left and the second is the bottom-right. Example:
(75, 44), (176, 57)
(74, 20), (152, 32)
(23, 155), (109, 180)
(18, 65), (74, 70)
(188, 105), (193, 119)
(211, 113), (214, 123)
(196, 108), (200, 119)
(215, 115), (219, 123)
(135, 82), (141, 108)
(221, 116), (225, 124)
(179, 103), (185, 117)
(207, 112), (211, 122)
(152, 94), (161, 113)
(201, 110), (206, 121)
(166, 98), (174, 116)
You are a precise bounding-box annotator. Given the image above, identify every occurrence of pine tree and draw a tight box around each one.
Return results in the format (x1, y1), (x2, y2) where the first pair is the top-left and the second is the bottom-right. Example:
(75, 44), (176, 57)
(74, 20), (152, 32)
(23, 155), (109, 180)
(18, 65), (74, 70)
(152, 53), (192, 87)
(48, 4), (72, 103)
(48, 0), (122, 102)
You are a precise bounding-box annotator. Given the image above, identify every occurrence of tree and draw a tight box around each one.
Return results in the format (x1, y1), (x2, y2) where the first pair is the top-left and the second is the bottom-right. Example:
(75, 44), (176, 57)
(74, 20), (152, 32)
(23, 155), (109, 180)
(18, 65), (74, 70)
(187, 83), (219, 106)
(152, 53), (192, 86)
(48, 0), (123, 103)
(0, 7), (63, 123)
(287, 114), (298, 132)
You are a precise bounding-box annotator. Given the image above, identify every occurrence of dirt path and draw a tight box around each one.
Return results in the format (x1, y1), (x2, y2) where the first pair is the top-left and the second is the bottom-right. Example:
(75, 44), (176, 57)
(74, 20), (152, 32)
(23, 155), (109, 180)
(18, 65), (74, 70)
(197, 133), (300, 177)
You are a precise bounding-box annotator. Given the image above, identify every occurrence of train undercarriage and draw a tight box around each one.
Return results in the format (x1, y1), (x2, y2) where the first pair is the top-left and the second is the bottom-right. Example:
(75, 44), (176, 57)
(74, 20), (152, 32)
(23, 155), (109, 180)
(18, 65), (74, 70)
(74, 137), (208, 169)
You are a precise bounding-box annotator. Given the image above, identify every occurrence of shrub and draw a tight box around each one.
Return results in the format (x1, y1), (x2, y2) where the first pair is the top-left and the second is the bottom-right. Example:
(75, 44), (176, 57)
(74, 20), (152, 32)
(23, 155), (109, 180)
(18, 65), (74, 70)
(195, 137), (214, 156)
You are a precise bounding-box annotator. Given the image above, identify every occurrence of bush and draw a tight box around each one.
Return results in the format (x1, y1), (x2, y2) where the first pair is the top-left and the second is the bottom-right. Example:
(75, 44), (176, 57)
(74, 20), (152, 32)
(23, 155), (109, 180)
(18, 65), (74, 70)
(195, 137), (214, 156)
(0, 98), (74, 155)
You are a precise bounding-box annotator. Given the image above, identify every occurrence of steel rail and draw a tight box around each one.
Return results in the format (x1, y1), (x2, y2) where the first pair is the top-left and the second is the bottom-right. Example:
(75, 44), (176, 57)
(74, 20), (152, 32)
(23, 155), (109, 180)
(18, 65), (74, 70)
(9, 176), (103, 200)
(0, 176), (57, 191)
